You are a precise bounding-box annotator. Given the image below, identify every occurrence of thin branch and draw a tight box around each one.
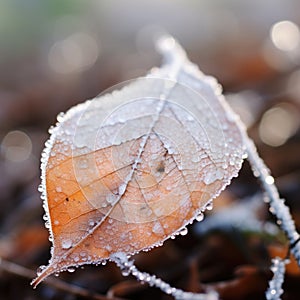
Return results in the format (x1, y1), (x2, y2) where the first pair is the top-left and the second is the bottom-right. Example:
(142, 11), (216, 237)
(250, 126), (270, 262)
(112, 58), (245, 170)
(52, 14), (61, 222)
(0, 258), (125, 300)
(110, 252), (219, 300)
(240, 129), (300, 265)
(265, 257), (288, 300)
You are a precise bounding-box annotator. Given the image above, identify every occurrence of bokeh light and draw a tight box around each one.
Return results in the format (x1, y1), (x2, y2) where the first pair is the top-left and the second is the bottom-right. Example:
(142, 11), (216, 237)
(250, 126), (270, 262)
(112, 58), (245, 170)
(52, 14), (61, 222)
(1, 130), (32, 162)
(48, 32), (100, 74)
(259, 103), (299, 147)
(270, 20), (300, 52)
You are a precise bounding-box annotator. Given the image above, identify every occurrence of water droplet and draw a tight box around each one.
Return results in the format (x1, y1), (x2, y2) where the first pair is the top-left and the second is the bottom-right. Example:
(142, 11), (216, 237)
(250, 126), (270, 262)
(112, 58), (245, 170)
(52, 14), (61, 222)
(67, 267), (76, 273)
(121, 269), (130, 276)
(196, 212), (204, 222)
(152, 222), (164, 235)
(205, 202), (213, 211)
(242, 152), (248, 159)
(61, 239), (72, 249)
(179, 227), (188, 236)
(45, 221), (50, 229)
(118, 184), (126, 195)
(37, 265), (46, 276)
(48, 126), (55, 134)
(55, 186), (62, 193)
(57, 112), (65, 122)
(265, 175), (275, 185)
(38, 184), (44, 192)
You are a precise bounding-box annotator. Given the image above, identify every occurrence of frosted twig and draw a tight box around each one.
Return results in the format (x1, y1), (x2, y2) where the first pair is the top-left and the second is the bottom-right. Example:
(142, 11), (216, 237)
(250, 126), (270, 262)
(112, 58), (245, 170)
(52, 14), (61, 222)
(110, 252), (219, 300)
(265, 257), (288, 300)
(240, 128), (300, 265)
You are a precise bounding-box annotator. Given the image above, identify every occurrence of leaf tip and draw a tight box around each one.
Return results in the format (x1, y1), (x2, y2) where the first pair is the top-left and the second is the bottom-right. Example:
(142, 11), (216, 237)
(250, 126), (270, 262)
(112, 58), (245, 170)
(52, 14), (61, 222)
(31, 264), (55, 288)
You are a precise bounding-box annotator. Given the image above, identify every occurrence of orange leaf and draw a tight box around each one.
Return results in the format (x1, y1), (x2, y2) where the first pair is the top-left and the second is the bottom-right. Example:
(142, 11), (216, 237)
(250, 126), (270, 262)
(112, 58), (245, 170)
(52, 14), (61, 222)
(32, 37), (245, 286)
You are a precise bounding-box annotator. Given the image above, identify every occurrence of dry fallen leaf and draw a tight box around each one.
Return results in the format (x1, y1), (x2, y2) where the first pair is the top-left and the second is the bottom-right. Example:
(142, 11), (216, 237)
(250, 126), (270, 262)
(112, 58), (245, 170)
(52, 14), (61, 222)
(32, 36), (245, 286)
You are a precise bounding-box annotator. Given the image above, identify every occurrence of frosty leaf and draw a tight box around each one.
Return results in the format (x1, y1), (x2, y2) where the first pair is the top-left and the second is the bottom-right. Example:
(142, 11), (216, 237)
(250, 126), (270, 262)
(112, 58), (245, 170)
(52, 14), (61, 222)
(32, 36), (245, 286)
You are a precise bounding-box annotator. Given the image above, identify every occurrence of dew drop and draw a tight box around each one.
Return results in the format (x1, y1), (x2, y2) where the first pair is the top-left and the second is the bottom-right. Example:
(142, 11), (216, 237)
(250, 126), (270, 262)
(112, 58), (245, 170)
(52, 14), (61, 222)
(196, 212), (204, 222)
(38, 184), (44, 192)
(118, 183), (126, 195)
(67, 267), (76, 273)
(179, 227), (188, 236)
(45, 221), (50, 229)
(37, 265), (46, 276)
(55, 186), (62, 193)
(121, 269), (130, 276)
(61, 239), (73, 249)
(152, 222), (164, 236)
(242, 152), (248, 159)
(48, 126), (55, 134)
(205, 202), (213, 211)
(265, 175), (275, 185)
(57, 112), (65, 122)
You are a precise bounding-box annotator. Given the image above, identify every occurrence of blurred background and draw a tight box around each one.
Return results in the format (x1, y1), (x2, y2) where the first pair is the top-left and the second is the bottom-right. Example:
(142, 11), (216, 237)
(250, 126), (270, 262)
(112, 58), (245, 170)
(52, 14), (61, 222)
(0, 0), (300, 299)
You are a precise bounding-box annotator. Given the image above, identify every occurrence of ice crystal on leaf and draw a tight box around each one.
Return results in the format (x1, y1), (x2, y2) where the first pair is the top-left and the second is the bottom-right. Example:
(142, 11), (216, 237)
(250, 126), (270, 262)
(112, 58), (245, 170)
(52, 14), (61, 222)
(32, 35), (245, 287)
